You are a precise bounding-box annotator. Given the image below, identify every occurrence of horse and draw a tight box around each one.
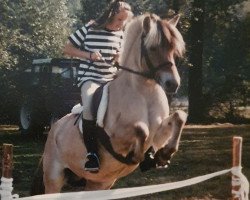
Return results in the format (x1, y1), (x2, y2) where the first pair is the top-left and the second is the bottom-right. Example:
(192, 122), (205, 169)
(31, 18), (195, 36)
(31, 13), (187, 194)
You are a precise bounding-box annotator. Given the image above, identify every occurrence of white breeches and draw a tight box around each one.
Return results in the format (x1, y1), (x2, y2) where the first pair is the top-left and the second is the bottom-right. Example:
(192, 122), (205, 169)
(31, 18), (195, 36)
(81, 81), (101, 120)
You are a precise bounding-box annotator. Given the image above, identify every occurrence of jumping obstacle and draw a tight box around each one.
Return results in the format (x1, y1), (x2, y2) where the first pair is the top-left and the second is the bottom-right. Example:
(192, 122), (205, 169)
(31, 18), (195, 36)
(0, 144), (18, 199)
(0, 137), (249, 200)
(232, 137), (249, 200)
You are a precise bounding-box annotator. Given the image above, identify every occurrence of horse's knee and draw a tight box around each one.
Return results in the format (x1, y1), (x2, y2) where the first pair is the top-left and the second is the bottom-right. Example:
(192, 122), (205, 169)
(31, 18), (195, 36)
(165, 111), (186, 149)
(172, 110), (187, 127)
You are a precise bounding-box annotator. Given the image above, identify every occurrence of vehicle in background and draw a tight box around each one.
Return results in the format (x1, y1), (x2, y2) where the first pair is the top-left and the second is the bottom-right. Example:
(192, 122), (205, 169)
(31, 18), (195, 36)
(18, 58), (81, 135)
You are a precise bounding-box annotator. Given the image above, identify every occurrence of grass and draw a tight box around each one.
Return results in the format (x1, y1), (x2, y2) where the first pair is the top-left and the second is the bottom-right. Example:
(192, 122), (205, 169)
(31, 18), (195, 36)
(0, 124), (250, 199)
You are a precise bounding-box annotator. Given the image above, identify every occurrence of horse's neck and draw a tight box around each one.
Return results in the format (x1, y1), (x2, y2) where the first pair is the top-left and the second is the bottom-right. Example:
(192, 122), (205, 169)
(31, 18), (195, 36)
(120, 28), (142, 69)
(118, 35), (148, 90)
(110, 20), (169, 110)
(112, 70), (166, 109)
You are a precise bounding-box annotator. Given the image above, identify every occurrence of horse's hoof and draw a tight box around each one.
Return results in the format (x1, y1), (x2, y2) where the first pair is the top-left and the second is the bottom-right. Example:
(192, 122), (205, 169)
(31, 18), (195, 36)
(84, 153), (100, 173)
(139, 147), (156, 172)
(156, 160), (170, 169)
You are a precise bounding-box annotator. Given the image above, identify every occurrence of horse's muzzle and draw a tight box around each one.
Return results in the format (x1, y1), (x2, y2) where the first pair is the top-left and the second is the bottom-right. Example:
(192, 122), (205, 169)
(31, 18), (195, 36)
(157, 71), (180, 94)
(164, 80), (179, 94)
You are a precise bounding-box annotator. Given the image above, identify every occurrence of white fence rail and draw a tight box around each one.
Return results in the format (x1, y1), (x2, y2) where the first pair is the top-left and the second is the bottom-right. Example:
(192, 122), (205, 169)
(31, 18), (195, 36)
(0, 137), (249, 200)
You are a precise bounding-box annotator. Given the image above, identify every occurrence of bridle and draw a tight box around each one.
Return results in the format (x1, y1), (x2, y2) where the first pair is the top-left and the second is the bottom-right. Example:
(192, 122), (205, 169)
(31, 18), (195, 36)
(104, 34), (173, 82)
(138, 34), (173, 80)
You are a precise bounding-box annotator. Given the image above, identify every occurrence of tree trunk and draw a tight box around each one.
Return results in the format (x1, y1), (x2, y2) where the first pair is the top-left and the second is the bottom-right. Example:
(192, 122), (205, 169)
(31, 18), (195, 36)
(188, 0), (205, 123)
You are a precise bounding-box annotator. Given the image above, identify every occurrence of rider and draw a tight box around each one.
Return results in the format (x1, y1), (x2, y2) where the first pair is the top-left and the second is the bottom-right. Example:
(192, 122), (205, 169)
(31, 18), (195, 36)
(63, 0), (133, 173)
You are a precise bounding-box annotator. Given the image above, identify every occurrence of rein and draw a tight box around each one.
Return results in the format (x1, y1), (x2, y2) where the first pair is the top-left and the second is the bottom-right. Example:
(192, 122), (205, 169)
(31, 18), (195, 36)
(95, 126), (138, 165)
(102, 35), (172, 81)
(139, 35), (173, 80)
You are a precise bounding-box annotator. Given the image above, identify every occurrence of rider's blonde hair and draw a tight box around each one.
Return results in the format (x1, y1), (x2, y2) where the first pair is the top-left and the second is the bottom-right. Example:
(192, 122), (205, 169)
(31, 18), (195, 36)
(93, 0), (133, 30)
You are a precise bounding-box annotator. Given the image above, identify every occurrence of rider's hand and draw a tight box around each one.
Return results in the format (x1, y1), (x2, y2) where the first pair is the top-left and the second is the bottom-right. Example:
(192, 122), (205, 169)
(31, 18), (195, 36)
(113, 51), (120, 63)
(90, 51), (102, 62)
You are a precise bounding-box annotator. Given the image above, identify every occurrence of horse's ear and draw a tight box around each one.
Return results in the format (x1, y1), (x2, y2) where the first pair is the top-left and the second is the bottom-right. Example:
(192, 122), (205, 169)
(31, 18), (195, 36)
(143, 16), (151, 35)
(168, 14), (180, 27)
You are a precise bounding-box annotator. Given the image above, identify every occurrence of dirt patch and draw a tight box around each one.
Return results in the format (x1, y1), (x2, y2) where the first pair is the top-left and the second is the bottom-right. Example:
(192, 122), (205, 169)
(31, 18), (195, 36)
(185, 123), (250, 129)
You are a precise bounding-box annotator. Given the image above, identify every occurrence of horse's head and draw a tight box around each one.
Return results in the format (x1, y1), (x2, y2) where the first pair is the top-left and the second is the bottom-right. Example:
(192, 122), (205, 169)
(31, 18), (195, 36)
(140, 14), (185, 94)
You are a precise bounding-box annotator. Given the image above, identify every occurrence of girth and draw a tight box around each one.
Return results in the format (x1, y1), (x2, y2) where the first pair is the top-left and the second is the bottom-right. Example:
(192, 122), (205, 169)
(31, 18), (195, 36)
(94, 126), (138, 165)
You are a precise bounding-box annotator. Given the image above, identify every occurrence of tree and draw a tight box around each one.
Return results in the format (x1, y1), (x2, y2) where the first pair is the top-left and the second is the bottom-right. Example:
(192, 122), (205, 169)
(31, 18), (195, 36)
(201, 0), (250, 122)
(80, 0), (170, 22)
(187, 0), (205, 123)
(0, 0), (75, 123)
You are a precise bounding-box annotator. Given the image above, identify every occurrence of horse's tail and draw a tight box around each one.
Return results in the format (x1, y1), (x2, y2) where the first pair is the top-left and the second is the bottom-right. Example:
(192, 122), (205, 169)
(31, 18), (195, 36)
(30, 156), (45, 195)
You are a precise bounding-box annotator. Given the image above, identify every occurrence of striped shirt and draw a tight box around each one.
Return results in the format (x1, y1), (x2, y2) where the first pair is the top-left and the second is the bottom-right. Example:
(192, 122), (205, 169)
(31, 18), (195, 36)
(68, 24), (124, 87)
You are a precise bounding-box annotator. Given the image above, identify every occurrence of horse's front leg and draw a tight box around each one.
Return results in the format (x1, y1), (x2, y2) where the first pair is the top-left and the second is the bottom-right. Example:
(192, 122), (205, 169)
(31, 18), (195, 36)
(153, 110), (187, 167)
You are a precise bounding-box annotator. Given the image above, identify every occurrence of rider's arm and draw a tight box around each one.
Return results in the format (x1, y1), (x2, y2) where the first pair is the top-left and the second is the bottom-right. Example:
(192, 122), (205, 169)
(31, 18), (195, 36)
(63, 41), (91, 60)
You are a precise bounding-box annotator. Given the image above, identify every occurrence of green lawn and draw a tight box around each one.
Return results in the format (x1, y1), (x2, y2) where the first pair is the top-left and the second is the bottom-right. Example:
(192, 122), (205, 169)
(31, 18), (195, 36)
(0, 124), (249, 199)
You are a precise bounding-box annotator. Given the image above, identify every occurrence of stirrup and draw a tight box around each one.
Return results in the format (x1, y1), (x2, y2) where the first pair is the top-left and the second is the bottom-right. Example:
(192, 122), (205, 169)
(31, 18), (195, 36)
(85, 153), (100, 172)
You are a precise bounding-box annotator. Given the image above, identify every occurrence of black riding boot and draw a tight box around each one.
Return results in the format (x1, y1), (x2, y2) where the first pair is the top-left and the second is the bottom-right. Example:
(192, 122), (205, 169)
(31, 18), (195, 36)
(82, 119), (100, 173)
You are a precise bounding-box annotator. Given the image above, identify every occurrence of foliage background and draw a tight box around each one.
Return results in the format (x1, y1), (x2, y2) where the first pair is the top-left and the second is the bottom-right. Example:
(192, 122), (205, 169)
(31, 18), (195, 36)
(0, 0), (75, 123)
(0, 0), (249, 124)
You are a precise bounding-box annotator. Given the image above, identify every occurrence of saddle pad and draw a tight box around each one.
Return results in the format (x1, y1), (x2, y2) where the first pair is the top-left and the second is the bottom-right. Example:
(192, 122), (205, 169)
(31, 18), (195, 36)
(71, 82), (110, 132)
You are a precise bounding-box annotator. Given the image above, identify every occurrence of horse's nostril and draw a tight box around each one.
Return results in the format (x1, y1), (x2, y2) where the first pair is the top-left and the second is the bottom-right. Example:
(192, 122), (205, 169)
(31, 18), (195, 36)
(165, 81), (178, 93)
(165, 81), (172, 88)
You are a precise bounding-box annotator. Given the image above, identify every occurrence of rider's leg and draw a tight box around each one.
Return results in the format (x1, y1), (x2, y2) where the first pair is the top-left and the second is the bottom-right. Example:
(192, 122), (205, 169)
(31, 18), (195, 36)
(82, 119), (100, 172)
(81, 81), (101, 172)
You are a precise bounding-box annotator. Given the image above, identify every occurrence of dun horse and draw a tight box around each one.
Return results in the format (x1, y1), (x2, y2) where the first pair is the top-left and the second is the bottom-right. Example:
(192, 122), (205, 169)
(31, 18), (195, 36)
(31, 13), (187, 194)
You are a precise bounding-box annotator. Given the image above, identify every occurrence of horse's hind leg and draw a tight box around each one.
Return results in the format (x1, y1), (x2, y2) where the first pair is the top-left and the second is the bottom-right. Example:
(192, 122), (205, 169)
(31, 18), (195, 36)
(43, 158), (65, 193)
(154, 110), (187, 167)
(30, 158), (45, 195)
(85, 180), (115, 191)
